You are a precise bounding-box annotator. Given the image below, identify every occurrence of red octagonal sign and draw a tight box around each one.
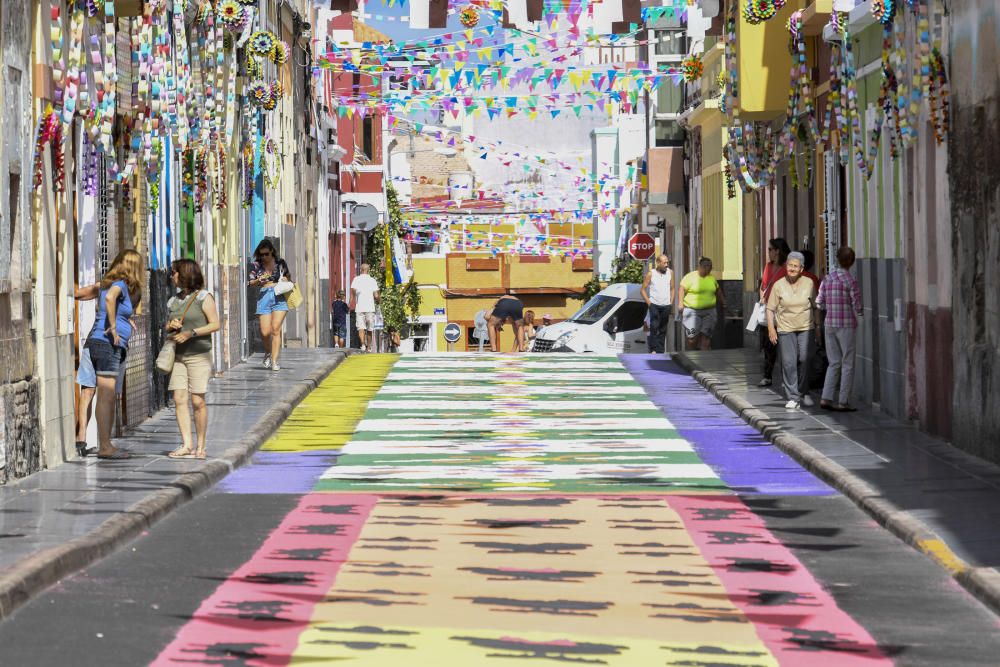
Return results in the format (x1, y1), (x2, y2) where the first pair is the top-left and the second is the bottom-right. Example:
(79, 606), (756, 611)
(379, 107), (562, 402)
(628, 233), (656, 261)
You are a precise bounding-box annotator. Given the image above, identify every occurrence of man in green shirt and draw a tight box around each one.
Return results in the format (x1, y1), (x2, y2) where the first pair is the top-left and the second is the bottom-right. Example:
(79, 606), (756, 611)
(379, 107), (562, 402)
(678, 257), (727, 350)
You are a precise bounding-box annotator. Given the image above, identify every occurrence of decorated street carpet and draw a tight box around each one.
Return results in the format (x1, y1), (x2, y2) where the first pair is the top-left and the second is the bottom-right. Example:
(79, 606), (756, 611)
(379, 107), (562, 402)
(156, 354), (890, 666)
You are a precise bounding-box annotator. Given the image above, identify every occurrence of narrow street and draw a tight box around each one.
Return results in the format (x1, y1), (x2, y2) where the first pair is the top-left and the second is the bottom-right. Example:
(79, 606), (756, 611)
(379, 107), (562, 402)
(1, 354), (998, 666)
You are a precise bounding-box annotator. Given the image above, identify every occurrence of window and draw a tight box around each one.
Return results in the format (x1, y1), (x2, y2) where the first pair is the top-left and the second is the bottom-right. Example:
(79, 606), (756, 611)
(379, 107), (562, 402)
(362, 116), (374, 160)
(408, 323), (431, 351)
(614, 301), (648, 332)
(569, 295), (620, 324)
(655, 120), (685, 147)
(654, 30), (687, 56)
(656, 82), (684, 115)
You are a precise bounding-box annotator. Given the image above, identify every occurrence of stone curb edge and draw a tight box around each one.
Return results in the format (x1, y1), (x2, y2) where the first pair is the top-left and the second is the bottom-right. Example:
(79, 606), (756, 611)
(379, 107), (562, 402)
(672, 352), (1000, 617)
(0, 351), (353, 620)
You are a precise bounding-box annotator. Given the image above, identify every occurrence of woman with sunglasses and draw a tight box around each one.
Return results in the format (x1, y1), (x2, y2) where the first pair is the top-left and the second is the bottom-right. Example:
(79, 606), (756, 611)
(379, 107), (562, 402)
(248, 239), (291, 371)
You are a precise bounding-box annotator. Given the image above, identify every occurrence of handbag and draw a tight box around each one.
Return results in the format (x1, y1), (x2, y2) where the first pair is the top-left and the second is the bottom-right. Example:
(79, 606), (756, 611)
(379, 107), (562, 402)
(273, 280), (294, 296)
(286, 284), (303, 310)
(155, 293), (199, 374)
(746, 302), (767, 332)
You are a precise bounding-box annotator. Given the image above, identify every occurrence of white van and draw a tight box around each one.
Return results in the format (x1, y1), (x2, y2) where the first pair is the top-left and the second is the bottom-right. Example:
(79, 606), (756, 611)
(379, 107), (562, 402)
(532, 283), (649, 353)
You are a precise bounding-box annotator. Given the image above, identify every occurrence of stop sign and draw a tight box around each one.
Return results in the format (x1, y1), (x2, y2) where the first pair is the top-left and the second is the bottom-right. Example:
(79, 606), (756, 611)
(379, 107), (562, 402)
(628, 233), (656, 261)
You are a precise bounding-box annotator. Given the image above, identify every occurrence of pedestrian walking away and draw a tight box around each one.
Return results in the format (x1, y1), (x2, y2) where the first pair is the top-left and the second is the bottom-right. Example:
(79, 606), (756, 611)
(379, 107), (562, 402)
(73, 283), (129, 457)
(351, 263), (380, 352)
(331, 290), (350, 348)
(84, 248), (144, 460)
(678, 257), (726, 351)
(488, 295), (526, 353)
(249, 239), (292, 371)
(766, 251), (817, 410)
(166, 260), (221, 460)
(640, 254), (673, 354)
(758, 237), (791, 386)
(816, 246), (863, 411)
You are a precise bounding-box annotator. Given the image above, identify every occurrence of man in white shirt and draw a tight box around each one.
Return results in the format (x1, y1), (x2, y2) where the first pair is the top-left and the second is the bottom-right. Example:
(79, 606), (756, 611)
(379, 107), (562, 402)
(350, 263), (380, 352)
(640, 254), (673, 354)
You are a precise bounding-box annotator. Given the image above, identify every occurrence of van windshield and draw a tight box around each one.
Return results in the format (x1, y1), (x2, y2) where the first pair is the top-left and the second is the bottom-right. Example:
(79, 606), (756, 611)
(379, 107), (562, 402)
(569, 295), (620, 325)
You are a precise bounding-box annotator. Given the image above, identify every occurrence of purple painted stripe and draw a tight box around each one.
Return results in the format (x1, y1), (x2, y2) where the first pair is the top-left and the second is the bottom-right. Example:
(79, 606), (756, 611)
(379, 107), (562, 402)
(217, 451), (342, 494)
(622, 355), (833, 496)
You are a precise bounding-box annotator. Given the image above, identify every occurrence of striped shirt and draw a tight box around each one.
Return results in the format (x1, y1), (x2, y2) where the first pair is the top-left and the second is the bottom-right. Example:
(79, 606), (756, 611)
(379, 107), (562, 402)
(816, 268), (862, 328)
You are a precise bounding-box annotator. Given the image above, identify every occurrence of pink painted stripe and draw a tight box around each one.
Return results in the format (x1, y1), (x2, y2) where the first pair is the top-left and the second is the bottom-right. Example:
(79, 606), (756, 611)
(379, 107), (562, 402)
(151, 493), (377, 666)
(670, 495), (893, 666)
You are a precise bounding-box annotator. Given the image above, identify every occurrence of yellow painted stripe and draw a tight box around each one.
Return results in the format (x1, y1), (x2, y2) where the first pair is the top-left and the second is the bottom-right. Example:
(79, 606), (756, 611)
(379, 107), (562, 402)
(261, 354), (399, 452)
(917, 538), (970, 576)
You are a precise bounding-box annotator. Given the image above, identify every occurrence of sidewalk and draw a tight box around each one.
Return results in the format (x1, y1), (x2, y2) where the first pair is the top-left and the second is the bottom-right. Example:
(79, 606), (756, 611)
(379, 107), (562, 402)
(674, 348), (1000, 614)
(0, 349), (348, 618)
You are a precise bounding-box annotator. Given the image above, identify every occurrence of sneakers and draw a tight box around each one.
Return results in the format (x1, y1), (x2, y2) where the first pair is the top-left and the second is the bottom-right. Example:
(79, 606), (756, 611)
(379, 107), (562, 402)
(263, 354), (272, 369)
(785, 399), (800, 410)
(758, 378), (772, 387)
(801, 395), (815, 407)
(271, 364), (281, 371)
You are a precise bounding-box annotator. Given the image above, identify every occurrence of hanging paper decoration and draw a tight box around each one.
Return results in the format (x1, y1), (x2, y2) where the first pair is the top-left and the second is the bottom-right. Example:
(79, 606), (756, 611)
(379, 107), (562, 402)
(871, 0), (896, 25)
(460, 5), (480, 28)
(743, 0), (786, 24)
(681, 54), (704, 83)
(217, 0), (249, 33)
(262, 138), (282, 188)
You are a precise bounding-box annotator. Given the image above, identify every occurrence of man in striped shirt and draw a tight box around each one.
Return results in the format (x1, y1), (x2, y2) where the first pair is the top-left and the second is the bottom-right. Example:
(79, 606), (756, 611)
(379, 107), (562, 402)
(816, 246), (863, 411)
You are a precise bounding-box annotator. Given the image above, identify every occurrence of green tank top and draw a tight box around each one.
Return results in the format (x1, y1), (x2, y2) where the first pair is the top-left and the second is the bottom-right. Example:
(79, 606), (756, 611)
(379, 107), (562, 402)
(168, 290), (213, 355)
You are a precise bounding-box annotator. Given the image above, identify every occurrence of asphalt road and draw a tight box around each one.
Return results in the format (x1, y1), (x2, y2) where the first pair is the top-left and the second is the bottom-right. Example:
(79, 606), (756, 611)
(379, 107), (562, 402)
(2, 354), (998, 666)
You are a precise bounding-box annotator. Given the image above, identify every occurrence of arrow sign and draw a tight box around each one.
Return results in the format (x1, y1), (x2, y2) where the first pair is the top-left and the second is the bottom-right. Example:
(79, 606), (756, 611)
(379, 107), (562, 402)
(444, 322), (462, 344)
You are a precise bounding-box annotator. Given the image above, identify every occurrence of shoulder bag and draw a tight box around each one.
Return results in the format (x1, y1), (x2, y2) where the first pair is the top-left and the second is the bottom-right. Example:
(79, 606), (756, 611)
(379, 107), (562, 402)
(155, 293), (199, 374)
(286, 284), (303, 309)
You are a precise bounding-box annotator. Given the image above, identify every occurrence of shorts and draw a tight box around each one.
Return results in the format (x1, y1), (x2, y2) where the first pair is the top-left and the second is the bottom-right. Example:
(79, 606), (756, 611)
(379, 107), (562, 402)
(492, 298), (524, 322)
(357, 312), (376, 332)
(77, 347), (125, 394)
(682, 306), (718, 339)
(256, 288), (289, 315)
(86, 339), (127, 378)
(333, 325), (347, 339)
(168, 351), (214, 395)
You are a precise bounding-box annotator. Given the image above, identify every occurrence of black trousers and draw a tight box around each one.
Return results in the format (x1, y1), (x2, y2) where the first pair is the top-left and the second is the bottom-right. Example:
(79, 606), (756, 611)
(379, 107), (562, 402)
(648, 304), (672, 354)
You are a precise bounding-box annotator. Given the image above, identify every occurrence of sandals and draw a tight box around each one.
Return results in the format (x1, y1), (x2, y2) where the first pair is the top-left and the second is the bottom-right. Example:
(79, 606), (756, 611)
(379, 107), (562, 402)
(194, 449), (207, 460)
(168, 447), (196, 459)
(76, 441), (90, 457)
(97, 449), (133, 460)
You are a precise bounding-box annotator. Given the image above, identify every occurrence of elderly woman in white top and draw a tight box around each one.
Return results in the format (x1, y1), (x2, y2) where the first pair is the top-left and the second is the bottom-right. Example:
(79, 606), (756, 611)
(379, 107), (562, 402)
(766, 251), (817, 410)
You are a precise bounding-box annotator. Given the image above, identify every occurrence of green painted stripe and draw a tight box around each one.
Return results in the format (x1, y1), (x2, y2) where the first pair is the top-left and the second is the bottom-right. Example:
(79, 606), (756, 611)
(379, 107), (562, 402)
(359, 408), (667, 419)
(348, 428), (684, 441)
(314, 478), (730, 493)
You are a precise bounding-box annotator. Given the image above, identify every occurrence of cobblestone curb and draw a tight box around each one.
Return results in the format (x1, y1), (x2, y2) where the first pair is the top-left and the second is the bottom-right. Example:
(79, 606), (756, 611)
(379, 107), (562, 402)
(0, 351), (352, 619)
(673, 352), (1000, 616)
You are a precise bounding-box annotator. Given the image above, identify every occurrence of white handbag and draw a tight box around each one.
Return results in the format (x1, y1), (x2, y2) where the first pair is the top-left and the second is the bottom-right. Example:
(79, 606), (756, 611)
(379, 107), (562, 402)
(273, 280), (294, 296)
(746, 302), (767, 332)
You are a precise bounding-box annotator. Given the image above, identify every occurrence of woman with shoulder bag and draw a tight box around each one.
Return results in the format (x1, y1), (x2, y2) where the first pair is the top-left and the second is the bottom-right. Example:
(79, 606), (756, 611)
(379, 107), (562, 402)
(166, 259), (220, 459)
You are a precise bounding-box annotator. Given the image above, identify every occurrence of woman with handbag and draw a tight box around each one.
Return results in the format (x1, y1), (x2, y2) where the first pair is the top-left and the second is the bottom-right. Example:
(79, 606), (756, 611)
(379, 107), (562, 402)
(165, 259), (220, 459)
(85, 249), (144, 460)
(248, 239), (292, 371)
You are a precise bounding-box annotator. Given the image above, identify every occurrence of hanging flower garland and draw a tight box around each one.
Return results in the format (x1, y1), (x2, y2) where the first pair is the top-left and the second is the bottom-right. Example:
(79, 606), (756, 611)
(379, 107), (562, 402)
(215, 145), (227, 210)
(32, 106), (65, 192)
(242, 142), (255, 209)
(681, 54), (704, 83)
(928, 45), (949, 144)
(460, 5), (480, 28)
(217, 0), (248, 33)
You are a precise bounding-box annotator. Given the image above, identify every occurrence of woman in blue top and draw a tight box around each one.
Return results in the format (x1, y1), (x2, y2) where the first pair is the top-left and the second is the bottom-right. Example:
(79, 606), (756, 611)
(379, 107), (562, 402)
(85, 249), (144, 460)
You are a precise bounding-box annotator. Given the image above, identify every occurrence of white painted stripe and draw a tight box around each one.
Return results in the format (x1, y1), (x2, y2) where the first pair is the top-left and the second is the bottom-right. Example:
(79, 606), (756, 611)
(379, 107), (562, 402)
(367, 400), (658, 411)
(385, 372), (635, 381)
(375, 385), (648, 395)
(393, 361), (624, 370)
(321, 463), (719, 481)
(356, 417), (674, 431)
(342, 438), (694, 453)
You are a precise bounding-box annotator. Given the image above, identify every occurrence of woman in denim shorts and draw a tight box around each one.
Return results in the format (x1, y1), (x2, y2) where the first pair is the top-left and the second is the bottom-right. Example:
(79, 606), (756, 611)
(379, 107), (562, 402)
(248, 239), (291, 371)
(84, 249), (144, 460)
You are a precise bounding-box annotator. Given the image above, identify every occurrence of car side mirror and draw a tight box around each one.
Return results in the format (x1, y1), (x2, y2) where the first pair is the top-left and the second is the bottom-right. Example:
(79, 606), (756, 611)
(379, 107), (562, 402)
(604, 317), (618, 336)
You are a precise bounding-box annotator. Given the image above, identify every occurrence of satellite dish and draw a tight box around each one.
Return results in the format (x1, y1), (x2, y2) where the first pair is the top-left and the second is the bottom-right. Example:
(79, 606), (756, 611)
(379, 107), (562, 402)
(351, 204), (379, 232)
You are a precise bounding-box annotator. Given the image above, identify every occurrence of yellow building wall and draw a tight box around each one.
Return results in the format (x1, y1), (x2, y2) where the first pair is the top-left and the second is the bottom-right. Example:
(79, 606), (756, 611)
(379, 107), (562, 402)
(736, 0), (803, 118)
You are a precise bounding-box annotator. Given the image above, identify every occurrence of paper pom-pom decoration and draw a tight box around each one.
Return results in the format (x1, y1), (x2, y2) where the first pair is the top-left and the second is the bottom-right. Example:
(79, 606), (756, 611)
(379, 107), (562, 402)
(682, 54), (704, 82)
(217, 0), (248, 32)
(460, 5), (479, 28)
(744, 0), (785, 24)
(273, 41), (289, 65)
(249, 30), (277, 58)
